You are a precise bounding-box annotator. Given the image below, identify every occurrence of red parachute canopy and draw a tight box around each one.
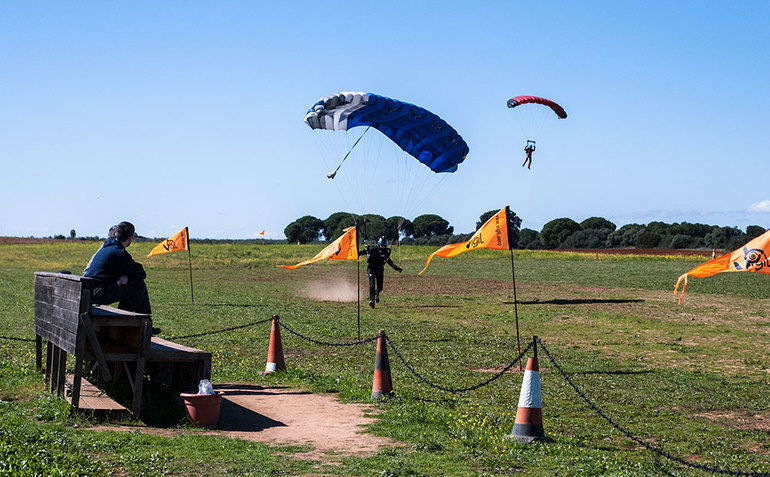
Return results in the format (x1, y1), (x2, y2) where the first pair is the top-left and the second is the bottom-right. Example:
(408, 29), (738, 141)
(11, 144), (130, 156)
(507, 96), (567, 119)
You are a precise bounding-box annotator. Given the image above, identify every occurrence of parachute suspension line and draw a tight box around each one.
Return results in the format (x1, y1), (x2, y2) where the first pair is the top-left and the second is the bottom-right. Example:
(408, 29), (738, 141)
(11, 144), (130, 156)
(390, 149), (451, 221)
(394, 217), (405, 265)
(326, 126), (371, 179)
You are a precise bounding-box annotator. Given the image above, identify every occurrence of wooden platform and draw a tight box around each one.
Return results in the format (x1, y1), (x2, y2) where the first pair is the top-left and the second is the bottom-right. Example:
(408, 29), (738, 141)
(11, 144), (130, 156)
(35, 273), (212, 418)
(65, 374), (127, 415)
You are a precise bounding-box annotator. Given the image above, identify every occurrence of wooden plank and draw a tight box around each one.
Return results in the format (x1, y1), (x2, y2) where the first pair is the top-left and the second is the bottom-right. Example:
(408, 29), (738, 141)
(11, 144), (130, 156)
(51, 346), (67, 395)
(36, 335), (42, 370)
(132, 320), (151, 418)
(64, 375), (127, 414)
(35, 318), (77, 354)
(83, 351), (149, 361)
(52, 285), (83, 303)
(92, 317), (149, 327)
(71, 327), (86, 413)
(148, 337), (211, 355)
(34, 281), (55, 306)
(36, 272), (88, 281)
(91, 305), (151, 319)
(45, 341), (53, 384)
(79, 313), (111, 382)
(48, 345), (57, 393)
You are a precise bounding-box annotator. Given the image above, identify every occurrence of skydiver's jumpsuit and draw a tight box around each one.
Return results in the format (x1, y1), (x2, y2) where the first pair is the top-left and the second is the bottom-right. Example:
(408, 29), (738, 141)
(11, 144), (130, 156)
(360, 245), (401, 305)
(523, 143), (536, 169)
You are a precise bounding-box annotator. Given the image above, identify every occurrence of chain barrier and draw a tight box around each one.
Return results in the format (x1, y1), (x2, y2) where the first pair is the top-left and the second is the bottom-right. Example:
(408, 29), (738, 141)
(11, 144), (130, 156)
(10, 306), (765, 476)
(387, 335), (534, 393)
(0, 335), (36, 343)
(277, 319), (379, 346)
(536, 337), (768, 477)
(168, 317), (274, 340)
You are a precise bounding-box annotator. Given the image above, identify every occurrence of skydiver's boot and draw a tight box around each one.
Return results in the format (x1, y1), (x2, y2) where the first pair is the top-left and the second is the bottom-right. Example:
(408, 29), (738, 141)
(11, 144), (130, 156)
(369, 300), (375, 309)
(375, 293), (380, 303)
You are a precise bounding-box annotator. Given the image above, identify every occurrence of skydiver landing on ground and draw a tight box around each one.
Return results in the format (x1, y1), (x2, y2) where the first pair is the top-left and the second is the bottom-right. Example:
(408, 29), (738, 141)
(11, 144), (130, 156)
(522, 140), (536, 169)
(360, 237), (402, 308)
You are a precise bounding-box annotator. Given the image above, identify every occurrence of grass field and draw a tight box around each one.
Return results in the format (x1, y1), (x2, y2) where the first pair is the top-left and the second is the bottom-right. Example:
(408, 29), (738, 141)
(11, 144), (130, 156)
(1, 241), (768, 476)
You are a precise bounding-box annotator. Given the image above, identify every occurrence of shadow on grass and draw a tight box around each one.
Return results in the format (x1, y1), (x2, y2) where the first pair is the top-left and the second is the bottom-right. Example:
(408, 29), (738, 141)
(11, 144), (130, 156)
(165, 303), (266, 307)
(413, 304), (462, 308)
(572, 369), (654, 376)
(400, 338), (453, 343)
(507, 299), (644, 305)
(215, 384), (309, 397)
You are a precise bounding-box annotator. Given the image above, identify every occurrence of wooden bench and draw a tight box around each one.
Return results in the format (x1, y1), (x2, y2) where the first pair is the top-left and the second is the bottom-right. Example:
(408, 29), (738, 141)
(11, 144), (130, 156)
(33, 272), (211, 418)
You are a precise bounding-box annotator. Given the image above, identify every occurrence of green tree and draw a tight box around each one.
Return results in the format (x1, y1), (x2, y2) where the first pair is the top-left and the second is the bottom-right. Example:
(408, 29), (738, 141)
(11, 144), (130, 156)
(540, 218), (581, 249)
(668, 234), (697, 249)
(413, 214), (453, 238)
(323, 212), (358, 241)
(579, 217), (616, 232)
(670, 222), (714, 238)
(606, 224), (646, 248)
(562, 229), (611, 249)
(646, 221), (671, 236)
(386, 216), (413, 241)
(69, 229), (76, 240)
(636, 231), (662, 248)
(746, 225), (766, 241)
(705, 226), (744, 250)
(358, 214), (388, 242)
(518, 228), (541, 249)
(284, 216), (324, 244)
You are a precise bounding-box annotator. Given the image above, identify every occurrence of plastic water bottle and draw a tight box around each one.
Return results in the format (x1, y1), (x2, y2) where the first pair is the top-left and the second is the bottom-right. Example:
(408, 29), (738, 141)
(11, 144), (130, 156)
(198, 379), (214, 395)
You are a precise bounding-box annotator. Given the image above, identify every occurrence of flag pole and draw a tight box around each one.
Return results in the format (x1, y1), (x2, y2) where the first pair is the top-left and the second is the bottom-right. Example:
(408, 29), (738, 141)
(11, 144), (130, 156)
(356, 223), (361, 341)
(505, 207), (522, 371)
(510, 248), (521, 371)
(357, 258), (361, 341)
(186, 227), (194, 305)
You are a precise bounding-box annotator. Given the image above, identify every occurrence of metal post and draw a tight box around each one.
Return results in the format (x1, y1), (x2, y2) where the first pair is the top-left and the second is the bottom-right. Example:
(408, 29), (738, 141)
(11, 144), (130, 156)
(357, 257), (361, 341)
(186, 227), (194, 305)
(510, 248), (522, 371)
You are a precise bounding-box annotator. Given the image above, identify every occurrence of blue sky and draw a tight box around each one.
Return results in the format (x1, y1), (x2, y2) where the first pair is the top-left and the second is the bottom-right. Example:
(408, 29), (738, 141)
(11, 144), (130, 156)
(1, 1), (768, 240)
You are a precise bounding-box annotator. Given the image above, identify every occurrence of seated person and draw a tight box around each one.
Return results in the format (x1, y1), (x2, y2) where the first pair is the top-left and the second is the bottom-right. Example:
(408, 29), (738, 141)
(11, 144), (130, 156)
(84, 221), (152, 315)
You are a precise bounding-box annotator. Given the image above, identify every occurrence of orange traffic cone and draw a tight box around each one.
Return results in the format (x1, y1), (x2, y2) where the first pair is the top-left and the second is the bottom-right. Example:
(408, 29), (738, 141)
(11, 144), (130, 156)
(264, 314), (286, 374)
(371, 330), (393, 399)
(506, 343), (551, 443)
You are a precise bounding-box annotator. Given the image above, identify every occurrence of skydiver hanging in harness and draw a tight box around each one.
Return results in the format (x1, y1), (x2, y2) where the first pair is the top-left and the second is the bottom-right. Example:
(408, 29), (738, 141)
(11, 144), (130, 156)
(360, 236), (402, 308)
(522, 140), (536, 169)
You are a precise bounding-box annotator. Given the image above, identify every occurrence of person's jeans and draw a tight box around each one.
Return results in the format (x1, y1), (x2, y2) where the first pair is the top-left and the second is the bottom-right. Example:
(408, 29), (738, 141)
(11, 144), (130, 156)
(368, 270), (383, 302)
(92, 278), (152, 314)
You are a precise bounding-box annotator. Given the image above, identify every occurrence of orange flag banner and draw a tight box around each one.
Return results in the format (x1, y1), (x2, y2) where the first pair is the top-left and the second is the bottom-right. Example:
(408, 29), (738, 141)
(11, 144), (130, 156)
(147, 227), (189, 257)
(419, 207), (510, 275)
(675, 228), (770, 303)
(277, 226), (358, 269)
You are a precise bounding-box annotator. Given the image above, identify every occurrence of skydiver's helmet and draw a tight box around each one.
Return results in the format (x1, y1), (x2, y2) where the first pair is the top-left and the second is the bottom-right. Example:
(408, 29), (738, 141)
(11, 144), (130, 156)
(378, 237), (388, 248)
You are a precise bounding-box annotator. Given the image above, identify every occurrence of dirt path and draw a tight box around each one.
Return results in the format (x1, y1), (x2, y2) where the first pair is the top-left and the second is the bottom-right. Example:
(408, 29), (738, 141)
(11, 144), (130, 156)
(90, 384), (399, 463)
(212, 384), (399, 459)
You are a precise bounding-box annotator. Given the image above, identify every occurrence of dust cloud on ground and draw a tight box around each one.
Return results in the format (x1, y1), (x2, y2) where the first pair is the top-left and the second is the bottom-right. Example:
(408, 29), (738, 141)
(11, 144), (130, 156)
(301, 279), (359, 302)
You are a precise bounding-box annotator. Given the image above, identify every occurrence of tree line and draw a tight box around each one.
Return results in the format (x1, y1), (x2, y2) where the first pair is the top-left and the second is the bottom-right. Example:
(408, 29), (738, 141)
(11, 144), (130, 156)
(285, 211), (767, 251)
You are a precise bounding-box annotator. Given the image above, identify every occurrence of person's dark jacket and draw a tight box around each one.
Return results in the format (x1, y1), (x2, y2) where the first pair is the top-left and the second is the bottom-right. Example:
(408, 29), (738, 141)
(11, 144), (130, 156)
(83, 237), (146, 283)
(361, 245), (399, 274)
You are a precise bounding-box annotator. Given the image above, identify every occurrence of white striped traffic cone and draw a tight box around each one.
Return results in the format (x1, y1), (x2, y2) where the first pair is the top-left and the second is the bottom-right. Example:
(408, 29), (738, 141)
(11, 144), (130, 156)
(506, 354), (551, 443)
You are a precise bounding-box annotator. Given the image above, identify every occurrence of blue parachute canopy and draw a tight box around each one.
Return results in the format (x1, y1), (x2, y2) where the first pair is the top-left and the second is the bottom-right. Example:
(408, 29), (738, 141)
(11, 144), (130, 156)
(305, 92), (469, 173)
